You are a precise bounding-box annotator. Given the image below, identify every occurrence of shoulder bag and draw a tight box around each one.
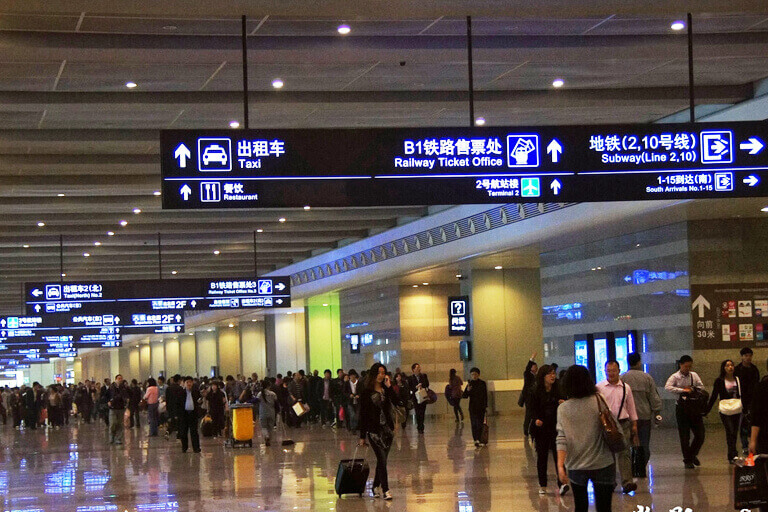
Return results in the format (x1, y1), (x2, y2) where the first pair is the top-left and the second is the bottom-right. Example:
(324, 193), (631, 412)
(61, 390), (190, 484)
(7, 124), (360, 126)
(719, 377), (743, 416)
(596, 393), (626, 453)
(680, 374), (709, 417)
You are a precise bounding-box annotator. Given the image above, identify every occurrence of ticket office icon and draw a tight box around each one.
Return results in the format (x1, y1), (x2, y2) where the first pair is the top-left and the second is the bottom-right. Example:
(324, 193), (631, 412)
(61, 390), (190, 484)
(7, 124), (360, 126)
(507, 135), (540, 168)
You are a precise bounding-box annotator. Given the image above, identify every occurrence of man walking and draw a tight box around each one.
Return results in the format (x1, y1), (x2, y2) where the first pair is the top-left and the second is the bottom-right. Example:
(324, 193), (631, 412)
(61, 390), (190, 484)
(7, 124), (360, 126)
(665, 355), (706, 469)
(596, 360), (639, 493)
(621, 352), (662, 476)
(735, 347), (760, 455)
(175, 376), (201, 453)
(107, 374), (129, 445)
(408, 363), (430, 434)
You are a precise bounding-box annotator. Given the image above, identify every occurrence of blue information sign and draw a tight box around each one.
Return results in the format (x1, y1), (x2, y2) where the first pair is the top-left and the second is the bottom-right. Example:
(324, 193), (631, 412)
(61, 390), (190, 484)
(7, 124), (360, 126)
(161, 122), (768, 208)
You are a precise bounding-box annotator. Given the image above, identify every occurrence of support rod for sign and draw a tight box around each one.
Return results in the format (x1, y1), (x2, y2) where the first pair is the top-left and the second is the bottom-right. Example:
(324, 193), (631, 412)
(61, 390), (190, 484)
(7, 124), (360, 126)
(687, 13), (695, 123)
(253, 231), (258, 277)
(466, 16), (475, 127)
(242, 15), (250, 130)
(158, 232), (163, 280)
(59, 234), (64, 283)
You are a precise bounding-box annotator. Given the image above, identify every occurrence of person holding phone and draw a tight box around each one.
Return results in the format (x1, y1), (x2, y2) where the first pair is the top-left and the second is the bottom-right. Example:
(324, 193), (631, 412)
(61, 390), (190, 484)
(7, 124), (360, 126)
(358, 363), (398, 500)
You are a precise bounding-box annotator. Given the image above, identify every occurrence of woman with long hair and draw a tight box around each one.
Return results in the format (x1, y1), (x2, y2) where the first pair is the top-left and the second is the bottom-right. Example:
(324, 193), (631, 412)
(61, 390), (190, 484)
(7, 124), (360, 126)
(143, 377), (160, 436)
(448, 369), (464, 423)
(557, 365), (615, 512)
(528, 364), (568, 496)
(705, 359), (743, 462)
(358, 362), (398, 500)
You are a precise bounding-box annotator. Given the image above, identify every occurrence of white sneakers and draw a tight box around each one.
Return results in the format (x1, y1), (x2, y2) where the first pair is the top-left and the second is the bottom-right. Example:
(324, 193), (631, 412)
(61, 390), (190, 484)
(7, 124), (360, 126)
(539, 487), (547, 495)
(371, 486), (392, 500)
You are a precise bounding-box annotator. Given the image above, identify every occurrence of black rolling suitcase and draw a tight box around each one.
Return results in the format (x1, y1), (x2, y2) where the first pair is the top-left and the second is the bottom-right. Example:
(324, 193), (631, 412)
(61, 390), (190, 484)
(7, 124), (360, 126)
(335, 447), (370, 497)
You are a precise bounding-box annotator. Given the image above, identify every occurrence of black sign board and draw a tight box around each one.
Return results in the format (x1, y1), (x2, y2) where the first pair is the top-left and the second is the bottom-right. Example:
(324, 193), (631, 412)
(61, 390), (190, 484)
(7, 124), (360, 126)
(0, 315), (118, 350)
(349, 333), (360, 354)
(691, 284), (768, 349)
(161, 122), (768, 208)
(448, 296), (470, 336)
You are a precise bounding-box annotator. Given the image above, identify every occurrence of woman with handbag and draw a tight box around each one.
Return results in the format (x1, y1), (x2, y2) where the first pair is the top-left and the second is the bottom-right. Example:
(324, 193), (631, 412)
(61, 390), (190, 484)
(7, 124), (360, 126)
(529, 364), (568, 496)
(556, 365), (616, 512)
(705, 359), (743, 463)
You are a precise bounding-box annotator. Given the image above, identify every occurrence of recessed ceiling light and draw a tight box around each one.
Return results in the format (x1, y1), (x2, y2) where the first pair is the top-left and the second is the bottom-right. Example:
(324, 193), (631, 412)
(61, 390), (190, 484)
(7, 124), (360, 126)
(272, 78), (284, 89)
(119, 220), (128, 227)
(135, 345), (139, 348)
(153, 191), (161, 196)
(494, 265), (503, 270)
(133, 208), (141, 214)
(278, 217), (286, 223)
(229, 120), (240, 129)
(256, 228), (264, 233)
(213, 250), (220, 255)
(474, 117), (486, 126)
(337, 24), (351, 35)
(671, 20), (686, 31)
(636, 243), (641, 247)
(455, 274), (462, 278)
(228, 323), (234, 328)
(303, 205), (311, 210)
(761, 206), (768, 212)
(22, 244), (30, 249)
(94, 241), (101, 246)
(61, 273), (66, 277)
(57, 193), (65, 197)
(422, 282), (429, 285)
(37, 222), (45, 227)
(412, 284), (419, 288)
(125, 81), (137, 89)
(322, 303), (329, 307)
(251, 319), (258, 322)
(171, 270), (178, 275)
(83, 252), (90, 258)
(552, 78), (564, 88)
(107, 231), (115, 236)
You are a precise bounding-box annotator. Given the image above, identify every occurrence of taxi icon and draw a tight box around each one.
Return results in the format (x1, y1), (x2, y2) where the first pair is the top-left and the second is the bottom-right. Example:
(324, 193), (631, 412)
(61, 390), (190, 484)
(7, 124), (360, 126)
(202, 144), (228, 166)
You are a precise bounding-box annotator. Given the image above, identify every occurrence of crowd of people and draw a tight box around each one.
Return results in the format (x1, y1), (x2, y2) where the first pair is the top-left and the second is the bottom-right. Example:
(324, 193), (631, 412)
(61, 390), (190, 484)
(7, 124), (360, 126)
(5, 347), (768, 510)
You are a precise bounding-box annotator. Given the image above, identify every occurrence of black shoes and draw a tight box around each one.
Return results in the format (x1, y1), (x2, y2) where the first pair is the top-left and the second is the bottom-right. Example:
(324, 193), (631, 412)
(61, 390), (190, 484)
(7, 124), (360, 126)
(622, 482), (637, 494)
(693, 457), (701, 466)
(684, 461), (695, 469)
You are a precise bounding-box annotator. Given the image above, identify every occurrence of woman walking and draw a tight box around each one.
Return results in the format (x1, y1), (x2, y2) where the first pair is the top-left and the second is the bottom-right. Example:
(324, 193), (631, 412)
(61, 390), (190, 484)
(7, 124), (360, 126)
(520, 354), (538, 438)
(529, 364), (568, 496)
(206, 380), (228, 437)
(144, 378), (160, 437)
(705, 359), (743, 462)
(556, 365), (616, 512)
(256, 379), (279, 446)
(448, 369), (464, 423)
(359, 363), (398, 500)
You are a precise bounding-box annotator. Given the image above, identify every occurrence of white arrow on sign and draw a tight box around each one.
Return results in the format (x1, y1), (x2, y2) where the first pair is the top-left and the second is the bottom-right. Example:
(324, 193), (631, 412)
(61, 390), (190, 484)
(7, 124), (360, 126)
(31, 289), (43, 297)
(114, 317), (120, 324)
(275, 283), (286, 291)
(176, 315), (181, 322)
(191, 300), (197, 308)
(276, 299), (283, 305)
(0, 319), (5, 327)
(740, 137), (765, 155)
(743, 175), (760, 187)
(180, 184), (192, 200)
(691, 294), (711, 318)
(547, 139), (563, 163)
(34, 305), (41, 313)
(550, 179), (562, 195)
(174, 143), (191, 168)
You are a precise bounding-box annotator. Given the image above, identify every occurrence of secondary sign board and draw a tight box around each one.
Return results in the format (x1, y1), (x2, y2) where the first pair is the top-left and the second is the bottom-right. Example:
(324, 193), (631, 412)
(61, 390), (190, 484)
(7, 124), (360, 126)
(161, 122), (768, 208)
(0, 315), (118, 350)
(448, 296), (470, 336)
(25, 277), (291, 318)
(690, 284), (768, 349)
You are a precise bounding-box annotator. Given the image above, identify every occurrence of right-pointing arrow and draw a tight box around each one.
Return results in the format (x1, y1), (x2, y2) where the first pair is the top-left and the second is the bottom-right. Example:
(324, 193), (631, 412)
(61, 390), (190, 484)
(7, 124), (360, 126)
(743, 175), (760, 187)
(740, 137), (765, 155)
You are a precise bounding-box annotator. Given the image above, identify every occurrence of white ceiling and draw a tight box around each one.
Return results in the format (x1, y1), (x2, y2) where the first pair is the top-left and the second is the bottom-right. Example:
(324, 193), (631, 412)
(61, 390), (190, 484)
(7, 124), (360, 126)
(1, 9), (768, 314)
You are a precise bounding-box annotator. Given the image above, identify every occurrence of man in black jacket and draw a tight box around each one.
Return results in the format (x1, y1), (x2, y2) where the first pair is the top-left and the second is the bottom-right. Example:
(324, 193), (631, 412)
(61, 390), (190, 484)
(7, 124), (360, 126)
(107, 374), (129, 445)
(735, 347), (761, 454)
(175, 376), (202, 453)
(463, 367), (488, 447)
(22, 383), (39, 430)
(408, 363), (430, 434)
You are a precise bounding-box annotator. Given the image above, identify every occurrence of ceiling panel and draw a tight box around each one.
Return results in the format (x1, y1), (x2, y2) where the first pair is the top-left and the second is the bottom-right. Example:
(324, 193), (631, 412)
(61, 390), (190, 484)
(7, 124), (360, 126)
(57, 61), (224, 91)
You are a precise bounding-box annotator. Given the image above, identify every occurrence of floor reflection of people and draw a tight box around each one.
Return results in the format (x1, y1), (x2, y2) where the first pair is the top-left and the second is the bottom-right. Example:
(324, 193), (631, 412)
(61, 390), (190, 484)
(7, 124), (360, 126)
(464, 445), (491, 512)
(681, 470), (708, 512)
(447, 423), (466, 474)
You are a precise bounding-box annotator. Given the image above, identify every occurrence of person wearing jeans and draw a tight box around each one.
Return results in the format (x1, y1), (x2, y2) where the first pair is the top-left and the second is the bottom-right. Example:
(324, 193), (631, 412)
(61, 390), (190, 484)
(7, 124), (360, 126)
(462, 367), (488, 447)
(621, 352), (663, 475)
(557, 365), (616, 512)
(144, 378), (160, 437)
(408, 363), (429, 434)
(705, 359), (743, 462)
(665, 355), (706, 468)
(529, 364), (567, 495)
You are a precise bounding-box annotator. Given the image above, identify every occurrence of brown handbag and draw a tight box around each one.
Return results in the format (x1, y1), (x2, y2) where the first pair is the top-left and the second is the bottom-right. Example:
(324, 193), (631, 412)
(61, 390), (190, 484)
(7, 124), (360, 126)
(596, 393), (626, 453)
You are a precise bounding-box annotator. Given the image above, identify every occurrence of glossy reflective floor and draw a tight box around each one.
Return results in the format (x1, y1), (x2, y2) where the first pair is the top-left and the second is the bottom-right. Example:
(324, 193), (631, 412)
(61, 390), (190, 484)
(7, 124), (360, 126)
(0, 414), (744, 512)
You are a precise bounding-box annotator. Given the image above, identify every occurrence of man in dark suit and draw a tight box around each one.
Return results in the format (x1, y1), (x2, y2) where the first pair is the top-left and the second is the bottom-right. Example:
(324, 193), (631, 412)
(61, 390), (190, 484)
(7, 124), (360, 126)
(175, 376), (202, 453)
(408, 363), (430, 434)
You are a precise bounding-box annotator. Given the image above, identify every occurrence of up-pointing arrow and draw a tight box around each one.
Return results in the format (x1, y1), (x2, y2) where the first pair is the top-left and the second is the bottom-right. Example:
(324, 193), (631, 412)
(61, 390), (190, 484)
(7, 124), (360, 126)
(550, 179), (562, 195)
(174, 143), (191, 168)
(180, 184), (192, 201)
(547, 139), (563, 163)
(691, 294), (711, 318)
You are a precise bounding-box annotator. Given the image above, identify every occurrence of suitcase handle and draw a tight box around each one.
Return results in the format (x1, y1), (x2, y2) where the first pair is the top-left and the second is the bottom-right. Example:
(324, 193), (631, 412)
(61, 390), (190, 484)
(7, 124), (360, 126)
(349, 443), (370, 468)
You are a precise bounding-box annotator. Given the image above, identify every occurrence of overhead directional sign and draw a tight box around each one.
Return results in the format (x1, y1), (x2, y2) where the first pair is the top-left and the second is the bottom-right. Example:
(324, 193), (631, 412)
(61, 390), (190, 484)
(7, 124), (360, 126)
(161, 122), (768, 208)
(26, 277), (291, 321)
(0, 315), (119, 350)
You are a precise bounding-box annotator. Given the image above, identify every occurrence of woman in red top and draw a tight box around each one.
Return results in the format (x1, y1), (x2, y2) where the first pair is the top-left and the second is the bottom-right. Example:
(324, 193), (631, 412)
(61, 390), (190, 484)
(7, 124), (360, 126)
(449, 369), (464, 423)
(143, 378), (160, 436)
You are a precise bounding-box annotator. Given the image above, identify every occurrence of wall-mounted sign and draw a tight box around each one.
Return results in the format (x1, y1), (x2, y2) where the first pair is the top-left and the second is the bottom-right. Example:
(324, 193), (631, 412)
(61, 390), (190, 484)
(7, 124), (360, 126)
(161, 122), (768, 208)
(448, 296), (470, 336)
(349, 333), (360, 354)
(690, 283), (768, 349)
